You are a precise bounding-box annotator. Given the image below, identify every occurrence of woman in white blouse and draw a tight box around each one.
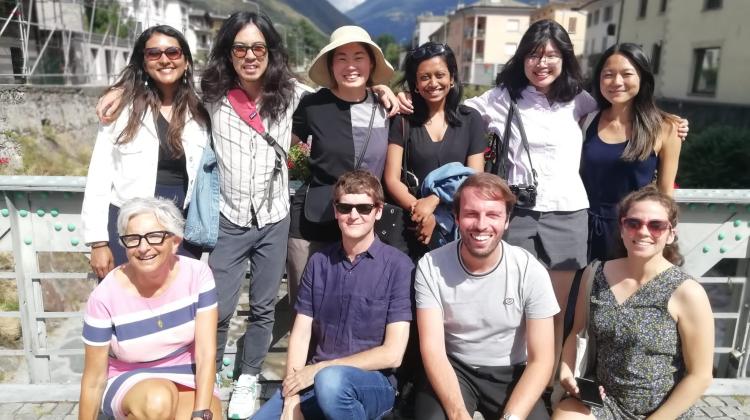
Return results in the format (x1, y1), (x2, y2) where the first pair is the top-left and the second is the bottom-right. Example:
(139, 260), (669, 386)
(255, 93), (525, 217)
(81, 25), (211, 279)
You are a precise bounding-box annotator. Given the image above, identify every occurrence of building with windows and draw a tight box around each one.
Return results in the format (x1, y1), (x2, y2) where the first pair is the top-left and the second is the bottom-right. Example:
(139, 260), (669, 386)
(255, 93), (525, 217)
(618, 0), (748, 105)
(577, 0), (621, 74)
(530, 1), (587, 63)
(412, 13), (448, 49)
(428, 0), (534, 85)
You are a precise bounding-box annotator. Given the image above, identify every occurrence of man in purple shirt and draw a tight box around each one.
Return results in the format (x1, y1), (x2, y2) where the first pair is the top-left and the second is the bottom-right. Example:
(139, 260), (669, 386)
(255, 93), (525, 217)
(253, 170), (413, 420)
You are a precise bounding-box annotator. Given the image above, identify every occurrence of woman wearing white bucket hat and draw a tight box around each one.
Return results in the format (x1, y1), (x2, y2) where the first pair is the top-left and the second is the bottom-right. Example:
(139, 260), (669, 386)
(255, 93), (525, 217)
(286, 25), (396, 306)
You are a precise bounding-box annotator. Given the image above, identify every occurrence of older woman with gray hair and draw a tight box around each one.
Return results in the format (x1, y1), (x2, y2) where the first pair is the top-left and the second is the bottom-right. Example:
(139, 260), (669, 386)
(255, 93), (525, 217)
(79, 196), (220, 420)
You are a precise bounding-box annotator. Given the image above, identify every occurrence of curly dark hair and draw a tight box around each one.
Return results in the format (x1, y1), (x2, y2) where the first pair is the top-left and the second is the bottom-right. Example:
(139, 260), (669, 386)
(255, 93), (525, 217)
(201, 12), (295, 122)
(106, 25), (208, 157)
(495, 19), (583, 103)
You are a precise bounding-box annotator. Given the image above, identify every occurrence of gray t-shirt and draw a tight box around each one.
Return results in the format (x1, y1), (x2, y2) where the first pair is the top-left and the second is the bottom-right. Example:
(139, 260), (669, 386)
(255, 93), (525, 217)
(415, 240), (559, 367)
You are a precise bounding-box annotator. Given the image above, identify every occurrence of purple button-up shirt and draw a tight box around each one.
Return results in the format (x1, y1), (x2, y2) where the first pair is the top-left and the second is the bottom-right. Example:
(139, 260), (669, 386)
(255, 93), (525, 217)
(295, 237), (413, 369)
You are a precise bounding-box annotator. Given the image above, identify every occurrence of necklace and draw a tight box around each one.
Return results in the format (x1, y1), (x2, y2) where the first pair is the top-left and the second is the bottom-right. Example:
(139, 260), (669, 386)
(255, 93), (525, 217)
(143, 298), (164, 329)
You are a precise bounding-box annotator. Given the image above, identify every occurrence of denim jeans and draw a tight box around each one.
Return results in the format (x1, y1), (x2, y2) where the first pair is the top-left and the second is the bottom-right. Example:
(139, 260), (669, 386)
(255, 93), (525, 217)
(252, 366), (396, 420)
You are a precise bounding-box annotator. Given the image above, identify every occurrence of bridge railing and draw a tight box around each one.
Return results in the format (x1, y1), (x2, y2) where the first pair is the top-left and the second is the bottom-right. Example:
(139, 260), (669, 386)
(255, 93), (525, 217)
(0, 176), (748, 394)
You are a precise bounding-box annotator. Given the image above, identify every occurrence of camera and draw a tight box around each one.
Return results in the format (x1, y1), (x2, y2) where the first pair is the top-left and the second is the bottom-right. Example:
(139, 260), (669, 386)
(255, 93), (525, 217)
(510, 184), (537, 208)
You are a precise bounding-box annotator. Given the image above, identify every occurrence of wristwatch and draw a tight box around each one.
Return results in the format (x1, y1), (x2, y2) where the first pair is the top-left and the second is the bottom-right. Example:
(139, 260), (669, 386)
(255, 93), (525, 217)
(502, 414), (520, 420)
(191, 409), (213, 420)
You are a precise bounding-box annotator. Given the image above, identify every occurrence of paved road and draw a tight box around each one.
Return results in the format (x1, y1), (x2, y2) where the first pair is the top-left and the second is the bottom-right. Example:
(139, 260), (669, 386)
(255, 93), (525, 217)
(2, 395), (750, 419)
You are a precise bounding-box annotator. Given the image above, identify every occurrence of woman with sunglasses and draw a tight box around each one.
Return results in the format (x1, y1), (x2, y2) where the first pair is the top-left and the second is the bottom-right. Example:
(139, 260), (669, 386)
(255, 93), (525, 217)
(554, 186), (713, 419)
(82, 25), (210, 280)
(80, 197), (221, 420)
(581, 43), (681, 262)
(286, 25), (396, 307)
(384, 42), (486, 258)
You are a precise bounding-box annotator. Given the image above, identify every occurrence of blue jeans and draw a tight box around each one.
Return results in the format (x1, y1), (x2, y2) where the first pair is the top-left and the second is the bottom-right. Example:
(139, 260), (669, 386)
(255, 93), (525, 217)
(252, 366), (396, 420)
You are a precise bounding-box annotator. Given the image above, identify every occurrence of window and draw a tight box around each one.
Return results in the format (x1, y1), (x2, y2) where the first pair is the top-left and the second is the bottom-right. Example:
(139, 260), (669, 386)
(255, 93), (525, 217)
(638, 0), (648, 18)
(651, 43), (662, 74)
(659, 0), (667, 13)
(692, 47), (720, 94)
(586, 12), (592, 27)
(704, 0), (722, 10)
(507, 19), (520, 32)
(593, 9), (600, 25)
(604, 6), (613, 22)
(504, 42), (517, 56)
(602, 37), (608, 53)
(568, 17), (577, 33)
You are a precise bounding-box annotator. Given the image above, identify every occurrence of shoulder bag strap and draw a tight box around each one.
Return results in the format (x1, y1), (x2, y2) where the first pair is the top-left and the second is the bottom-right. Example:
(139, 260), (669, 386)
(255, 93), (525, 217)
(509, 98), (538, 187)
(582, 259), (601, 333)
(498, 98), (515, 179)
(354, 90), (378, 170)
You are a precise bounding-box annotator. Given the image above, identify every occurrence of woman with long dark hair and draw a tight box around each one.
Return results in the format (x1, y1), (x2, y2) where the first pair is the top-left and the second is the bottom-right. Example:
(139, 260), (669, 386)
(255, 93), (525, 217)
(581, 43), (681, 262)
(384, 42), (486, 258)
(82, 25), (210, 279)
(554, 187), (713, 419)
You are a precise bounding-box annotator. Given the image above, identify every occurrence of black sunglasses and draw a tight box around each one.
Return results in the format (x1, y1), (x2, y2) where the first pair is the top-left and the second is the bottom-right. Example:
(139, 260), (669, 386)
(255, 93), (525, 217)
(334, 202), (377, 215)
(409, 43), (448, 61)
(144, 47), (183, 61)
(231, 43), (268, 59)
(119, 230), (173, 249)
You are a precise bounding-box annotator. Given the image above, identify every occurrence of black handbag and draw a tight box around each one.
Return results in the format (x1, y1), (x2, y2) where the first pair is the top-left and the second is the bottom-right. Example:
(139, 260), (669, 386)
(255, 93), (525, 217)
(303, 95), (377, 223)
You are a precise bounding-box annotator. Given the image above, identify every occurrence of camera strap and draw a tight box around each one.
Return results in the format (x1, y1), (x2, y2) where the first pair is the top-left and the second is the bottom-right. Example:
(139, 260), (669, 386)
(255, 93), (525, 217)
(509, 98), (538, 187)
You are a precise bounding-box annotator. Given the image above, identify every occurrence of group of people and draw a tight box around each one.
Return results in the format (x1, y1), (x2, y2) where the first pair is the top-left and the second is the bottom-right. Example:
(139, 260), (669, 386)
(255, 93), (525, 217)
(77, 11), (714, 420)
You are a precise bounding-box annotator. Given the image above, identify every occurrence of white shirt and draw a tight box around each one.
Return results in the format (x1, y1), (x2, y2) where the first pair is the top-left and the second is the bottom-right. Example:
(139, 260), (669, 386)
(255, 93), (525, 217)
(81, 108), (210, 244)
(465, 86), (598, 212)
(207, 81), (310, 228)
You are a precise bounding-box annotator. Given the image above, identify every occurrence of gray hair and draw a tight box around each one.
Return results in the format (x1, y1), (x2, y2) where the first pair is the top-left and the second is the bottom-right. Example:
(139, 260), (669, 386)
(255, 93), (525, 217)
(116, 197), (185, 238)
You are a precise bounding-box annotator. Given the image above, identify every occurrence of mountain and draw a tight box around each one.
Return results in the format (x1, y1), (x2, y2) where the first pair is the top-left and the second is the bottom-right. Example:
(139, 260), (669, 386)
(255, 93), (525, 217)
(347, 0), (548, 43)
(189, 0), (352, 35)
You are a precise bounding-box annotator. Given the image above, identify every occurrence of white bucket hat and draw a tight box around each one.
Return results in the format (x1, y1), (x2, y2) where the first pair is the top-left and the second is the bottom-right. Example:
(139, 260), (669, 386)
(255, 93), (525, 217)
(308, 25), (394, 89)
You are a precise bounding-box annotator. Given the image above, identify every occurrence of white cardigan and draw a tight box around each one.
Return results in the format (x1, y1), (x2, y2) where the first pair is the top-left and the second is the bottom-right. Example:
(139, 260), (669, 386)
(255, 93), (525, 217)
(81, 107), (210, 244)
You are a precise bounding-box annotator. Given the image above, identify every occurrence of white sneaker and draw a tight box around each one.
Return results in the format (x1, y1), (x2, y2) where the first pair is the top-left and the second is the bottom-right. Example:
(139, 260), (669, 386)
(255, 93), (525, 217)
(227, 373), (260, 419)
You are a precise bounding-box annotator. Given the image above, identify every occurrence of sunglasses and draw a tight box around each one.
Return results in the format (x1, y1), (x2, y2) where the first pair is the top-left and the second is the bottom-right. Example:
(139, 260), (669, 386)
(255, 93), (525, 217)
(231, 43), (268, 59)
(621, 218), (672, 237)
(334, 202), (377, 215)
(409, 43), (447, 60)
(119, 230), (173, 249)
(144, 47), (183, 61)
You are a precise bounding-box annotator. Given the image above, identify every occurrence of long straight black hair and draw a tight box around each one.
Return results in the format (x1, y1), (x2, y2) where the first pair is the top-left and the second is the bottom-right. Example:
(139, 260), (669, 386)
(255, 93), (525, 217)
(593, 43), (678, 161)
(107, 25), (208, 157)
(495, 19), (583, 103)
(201, 12), (295, 122)
(400, 42), (468, 126)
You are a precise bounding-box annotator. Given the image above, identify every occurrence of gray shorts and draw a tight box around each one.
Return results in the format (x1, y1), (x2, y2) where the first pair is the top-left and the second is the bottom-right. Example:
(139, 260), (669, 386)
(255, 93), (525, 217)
(504, 208), (588, 270)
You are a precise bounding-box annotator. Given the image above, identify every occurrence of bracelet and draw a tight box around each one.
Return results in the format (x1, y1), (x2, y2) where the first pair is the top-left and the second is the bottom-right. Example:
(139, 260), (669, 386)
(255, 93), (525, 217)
(90, 242), (109, 249)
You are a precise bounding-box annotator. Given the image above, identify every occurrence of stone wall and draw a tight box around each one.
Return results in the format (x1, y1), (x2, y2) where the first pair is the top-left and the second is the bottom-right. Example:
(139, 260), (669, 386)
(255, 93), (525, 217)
(0, 85), (102, 173)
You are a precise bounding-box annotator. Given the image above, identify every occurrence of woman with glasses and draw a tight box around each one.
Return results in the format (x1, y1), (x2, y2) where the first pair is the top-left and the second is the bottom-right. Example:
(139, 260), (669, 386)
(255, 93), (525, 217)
(581, 43), (681, 262)
(554, 186), (713, 419)
(384, 42), (486, 259)
(286, 25), (395, 307)
(81, 25), (210, 279)
(79, 197), (220, 420)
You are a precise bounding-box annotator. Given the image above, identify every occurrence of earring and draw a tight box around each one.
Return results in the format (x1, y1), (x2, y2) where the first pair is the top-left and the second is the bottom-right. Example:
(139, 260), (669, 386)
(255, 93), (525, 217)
(450, 83), (455, 88)
(144, 78), (149, 87)
(182, 73), (187, 84)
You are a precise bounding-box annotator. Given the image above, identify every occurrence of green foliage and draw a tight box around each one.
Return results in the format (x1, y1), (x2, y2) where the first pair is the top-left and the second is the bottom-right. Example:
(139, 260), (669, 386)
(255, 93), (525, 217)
(374, 34), (401, 69)
(461, 84), (490, 102)
(677, 125), (750, 188)
(286, 19), (327, 69)
(5, 129), (91, 176)
(85, 2), (132, 38)
(288, 142), (311, 181)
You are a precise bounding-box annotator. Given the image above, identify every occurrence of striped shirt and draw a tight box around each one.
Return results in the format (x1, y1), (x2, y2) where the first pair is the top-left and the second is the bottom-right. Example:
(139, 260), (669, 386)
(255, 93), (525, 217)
(82, 256), (218, 378)
(207, 81), (310, 228)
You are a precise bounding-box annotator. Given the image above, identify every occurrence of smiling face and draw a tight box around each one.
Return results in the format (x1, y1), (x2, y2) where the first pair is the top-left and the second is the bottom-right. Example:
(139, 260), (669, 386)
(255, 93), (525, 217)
(143, 33), (187, 91)
(231, 23), (268, 88)
(456, 187), (509, 261)
(415, 56), (453, 107)
(600, 53), (641, 106)
(523, 41), (563, 94)
(124, 212), (179, 275)
(334, 193), (381, 242)
(330, 43), (373, 93)
(620, 199), (675, 259)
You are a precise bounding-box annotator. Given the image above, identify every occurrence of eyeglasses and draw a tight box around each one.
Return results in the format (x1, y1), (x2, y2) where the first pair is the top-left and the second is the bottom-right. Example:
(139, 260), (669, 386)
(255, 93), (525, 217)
(525, 53), (562, 65)
(409, 43), (448, 61)
(231, 43), (268, 59)
(144, 47), (183, 61)
(621, 218), (672, 237)
(119, 231), (173, 248)
(334, 202), (377, 215)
